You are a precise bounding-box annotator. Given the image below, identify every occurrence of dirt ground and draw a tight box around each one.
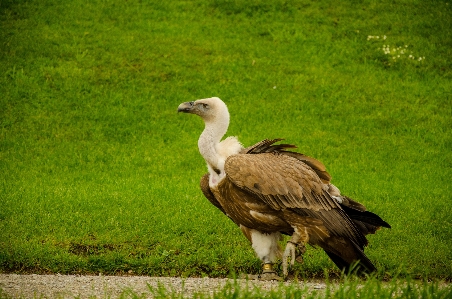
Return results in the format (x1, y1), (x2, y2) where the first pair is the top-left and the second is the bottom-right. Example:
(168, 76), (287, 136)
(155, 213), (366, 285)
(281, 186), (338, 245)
(0, 274), (327, 298)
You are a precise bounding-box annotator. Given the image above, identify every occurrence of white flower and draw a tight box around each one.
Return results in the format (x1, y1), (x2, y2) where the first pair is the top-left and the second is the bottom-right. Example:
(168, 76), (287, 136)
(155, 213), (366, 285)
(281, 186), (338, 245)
(383, 35), (387, 40)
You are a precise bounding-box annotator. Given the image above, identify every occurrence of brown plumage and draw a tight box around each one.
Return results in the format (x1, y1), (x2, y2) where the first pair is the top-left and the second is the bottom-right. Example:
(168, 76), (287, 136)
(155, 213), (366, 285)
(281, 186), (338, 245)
(179, 97), (390, 279)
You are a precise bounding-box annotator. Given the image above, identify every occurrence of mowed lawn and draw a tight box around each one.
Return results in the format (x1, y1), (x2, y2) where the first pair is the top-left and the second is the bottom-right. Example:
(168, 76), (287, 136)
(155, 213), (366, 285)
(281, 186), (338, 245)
(0, 0), (451, 280)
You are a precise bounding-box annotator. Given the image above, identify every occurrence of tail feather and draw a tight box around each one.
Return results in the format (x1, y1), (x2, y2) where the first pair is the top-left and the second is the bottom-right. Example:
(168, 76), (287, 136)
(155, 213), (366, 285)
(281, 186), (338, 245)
(351, 220), (381, 235)
(341, 205), (391, 229)
(321, 237), (377, 274)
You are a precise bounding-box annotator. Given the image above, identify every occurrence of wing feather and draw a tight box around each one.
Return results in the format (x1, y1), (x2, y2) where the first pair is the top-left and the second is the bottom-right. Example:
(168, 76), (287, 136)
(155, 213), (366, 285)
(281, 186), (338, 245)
(225, 153), (338, 212)
(199, 139), (387, 273)
(200, 173), (227, 215)
(244, 139), (332, 184)
(224, 153), (368, 248)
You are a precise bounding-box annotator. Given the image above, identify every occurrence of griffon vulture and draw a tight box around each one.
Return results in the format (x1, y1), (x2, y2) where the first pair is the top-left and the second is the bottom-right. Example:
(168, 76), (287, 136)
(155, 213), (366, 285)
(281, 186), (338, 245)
(178, 97), (390, 280)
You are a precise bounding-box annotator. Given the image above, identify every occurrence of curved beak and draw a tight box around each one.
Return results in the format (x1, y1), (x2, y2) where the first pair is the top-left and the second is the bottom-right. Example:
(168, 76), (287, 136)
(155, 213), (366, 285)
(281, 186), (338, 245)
(177, 101), (195, 113)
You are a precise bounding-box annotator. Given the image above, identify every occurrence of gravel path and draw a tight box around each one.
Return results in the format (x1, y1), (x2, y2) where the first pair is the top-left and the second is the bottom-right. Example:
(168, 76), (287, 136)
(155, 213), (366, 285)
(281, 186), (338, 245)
(0, 274), (327, 299)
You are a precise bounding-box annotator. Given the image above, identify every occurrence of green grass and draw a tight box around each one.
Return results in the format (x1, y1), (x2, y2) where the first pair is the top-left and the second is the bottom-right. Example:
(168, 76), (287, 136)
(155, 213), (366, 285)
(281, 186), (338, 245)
(1, 0), (451, 281)
(148, 278), (452, 299)
(146, 278), (452, 299)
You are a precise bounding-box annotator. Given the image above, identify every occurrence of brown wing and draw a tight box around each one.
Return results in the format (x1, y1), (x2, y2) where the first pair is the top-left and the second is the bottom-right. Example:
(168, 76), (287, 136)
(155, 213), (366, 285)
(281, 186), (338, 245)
(200, 173), (227, 215)
(281, 151), (331, 184)
(225, 153), (337, 212)
(224, 153), (368, 249)
(243, 139), (332, 183)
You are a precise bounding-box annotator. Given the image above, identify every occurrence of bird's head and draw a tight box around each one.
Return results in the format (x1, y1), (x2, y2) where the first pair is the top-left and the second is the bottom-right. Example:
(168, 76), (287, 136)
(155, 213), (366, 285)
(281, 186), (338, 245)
(177, 97), (229, 123)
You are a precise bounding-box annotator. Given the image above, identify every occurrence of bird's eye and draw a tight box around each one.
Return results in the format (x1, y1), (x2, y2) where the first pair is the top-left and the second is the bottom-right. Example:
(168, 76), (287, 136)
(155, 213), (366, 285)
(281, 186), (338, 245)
(189, 101), (194, 106)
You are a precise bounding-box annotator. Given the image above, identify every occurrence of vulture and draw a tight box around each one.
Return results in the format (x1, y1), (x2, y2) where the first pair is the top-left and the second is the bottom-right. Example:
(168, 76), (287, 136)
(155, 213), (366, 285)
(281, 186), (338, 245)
(177, 97), (390, 280)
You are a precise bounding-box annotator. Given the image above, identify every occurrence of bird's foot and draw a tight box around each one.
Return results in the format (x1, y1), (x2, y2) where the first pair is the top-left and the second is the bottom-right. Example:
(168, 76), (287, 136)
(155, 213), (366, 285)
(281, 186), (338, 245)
(258, 272), (283, 281)
(295, 243), (306, 263)
(258, 263), (283, 281)
(282, 241), (306, 277)
(282, 242), (296, 277)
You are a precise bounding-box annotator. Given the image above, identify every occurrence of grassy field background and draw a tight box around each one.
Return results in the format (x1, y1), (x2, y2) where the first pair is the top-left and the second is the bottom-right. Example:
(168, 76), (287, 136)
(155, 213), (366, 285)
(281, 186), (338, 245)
(0, 0), (451, 281)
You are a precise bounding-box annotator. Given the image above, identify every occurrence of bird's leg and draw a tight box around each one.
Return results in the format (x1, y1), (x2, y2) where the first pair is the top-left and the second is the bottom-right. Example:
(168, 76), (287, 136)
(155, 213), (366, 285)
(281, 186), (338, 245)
(245, 229), (283, 281)
(283, 230), (308, 277)
(262, 262), (275, 274)
(259, 258), (283, 281)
